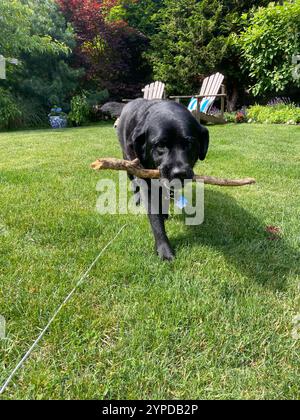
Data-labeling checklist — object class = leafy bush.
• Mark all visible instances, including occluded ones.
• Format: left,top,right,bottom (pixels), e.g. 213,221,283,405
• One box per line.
0,89,51,130
0,0,81,130
0,89,22,130
238,0,300,96
68,94,90,126
247,104,300,125
18,99,49,128
86,90,110,122
224,112,236,123
224,109,248,124
86,90,109,108
235,110,247,124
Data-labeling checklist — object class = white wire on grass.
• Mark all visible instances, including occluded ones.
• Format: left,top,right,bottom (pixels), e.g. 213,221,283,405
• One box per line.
0,224,127,396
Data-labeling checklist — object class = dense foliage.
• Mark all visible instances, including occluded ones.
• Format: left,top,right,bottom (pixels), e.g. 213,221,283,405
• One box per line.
128,0,273,108
238,0,300,96
56,0,150,98
0,0,80,129
68,94,90,126
247,104,300,124
0,0,299,129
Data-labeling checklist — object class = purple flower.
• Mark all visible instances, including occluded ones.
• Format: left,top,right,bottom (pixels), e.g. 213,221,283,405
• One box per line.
267,97,291,106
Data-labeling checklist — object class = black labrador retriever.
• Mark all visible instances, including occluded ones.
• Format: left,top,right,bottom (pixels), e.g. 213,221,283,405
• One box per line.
117,99,209,261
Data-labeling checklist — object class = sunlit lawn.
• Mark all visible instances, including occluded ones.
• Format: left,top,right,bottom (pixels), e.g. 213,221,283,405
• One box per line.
0,123,299,399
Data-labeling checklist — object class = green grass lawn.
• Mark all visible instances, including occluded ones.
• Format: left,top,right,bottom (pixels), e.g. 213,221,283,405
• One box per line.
0,123,299,400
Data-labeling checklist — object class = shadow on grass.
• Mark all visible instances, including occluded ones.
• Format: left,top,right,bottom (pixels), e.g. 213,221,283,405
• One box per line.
172,190,299,290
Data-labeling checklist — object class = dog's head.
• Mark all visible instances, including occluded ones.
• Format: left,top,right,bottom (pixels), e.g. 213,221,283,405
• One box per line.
131,112,209,182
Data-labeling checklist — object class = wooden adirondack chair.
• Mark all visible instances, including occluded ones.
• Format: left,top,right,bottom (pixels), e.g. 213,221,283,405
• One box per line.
116,81,166,128
123,81,166,102
170,73,226,124
142,81,166,100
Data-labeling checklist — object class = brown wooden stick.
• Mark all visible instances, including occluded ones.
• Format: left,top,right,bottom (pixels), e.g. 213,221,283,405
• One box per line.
91,158,256,187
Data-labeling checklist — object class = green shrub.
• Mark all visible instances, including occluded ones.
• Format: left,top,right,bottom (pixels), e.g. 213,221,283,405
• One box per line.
224,111,248,124
18,99,49,128
68,94,90,126
224,112,236,123
238,0,300,96
0,90,49,130
0,89,22,130
247,104,300,125
86,89,109,108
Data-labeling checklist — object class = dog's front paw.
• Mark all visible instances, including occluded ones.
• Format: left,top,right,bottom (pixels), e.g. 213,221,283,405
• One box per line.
156,243,175,261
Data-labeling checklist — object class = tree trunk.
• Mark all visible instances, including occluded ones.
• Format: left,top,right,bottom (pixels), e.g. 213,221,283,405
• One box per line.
227,84,239,112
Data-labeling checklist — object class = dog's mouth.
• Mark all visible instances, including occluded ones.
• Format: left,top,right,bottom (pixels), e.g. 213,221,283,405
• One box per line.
159,167,194,183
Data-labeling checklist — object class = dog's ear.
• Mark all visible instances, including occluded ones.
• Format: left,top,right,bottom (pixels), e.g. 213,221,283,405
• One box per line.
198,126,209,161
132,125,147,161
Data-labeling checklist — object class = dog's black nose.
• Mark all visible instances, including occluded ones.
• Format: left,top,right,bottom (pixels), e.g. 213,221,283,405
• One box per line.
170,167,194,180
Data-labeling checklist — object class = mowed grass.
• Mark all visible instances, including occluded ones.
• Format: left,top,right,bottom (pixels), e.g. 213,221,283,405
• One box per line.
0,123,299,400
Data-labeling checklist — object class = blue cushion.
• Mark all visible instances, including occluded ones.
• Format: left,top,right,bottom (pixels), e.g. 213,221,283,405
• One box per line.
188,97,210,113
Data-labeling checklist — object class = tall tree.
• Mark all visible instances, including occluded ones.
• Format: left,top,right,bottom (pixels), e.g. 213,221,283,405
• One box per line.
18,0,82,108
0,0,69,57
0,0,80,128
123,0,164,36
57,0,150,98
136,0,275,109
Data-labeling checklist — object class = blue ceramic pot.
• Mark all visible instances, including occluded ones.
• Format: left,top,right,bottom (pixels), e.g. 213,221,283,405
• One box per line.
49,116,67,129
